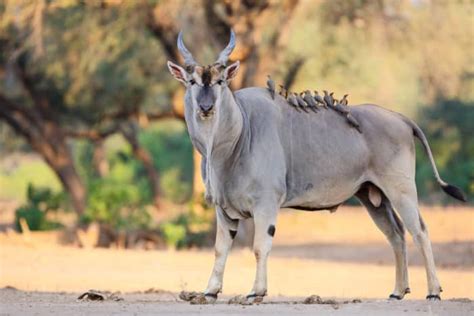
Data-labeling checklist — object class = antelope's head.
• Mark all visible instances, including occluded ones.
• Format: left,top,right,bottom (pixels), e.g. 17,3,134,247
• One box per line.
167,30,240,121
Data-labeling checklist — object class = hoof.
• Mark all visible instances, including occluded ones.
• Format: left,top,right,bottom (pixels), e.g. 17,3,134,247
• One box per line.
189,293,218,305
389,288,410,300
228,294,265,305
389,294,403,300
179,291,217,304
426,294,441,301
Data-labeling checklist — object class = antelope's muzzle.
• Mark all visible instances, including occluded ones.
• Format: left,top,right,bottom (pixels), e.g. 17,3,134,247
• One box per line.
197,86,216,116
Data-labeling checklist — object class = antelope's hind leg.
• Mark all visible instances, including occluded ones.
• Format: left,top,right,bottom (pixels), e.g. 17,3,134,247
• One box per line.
385,184,442,300
356,185,410,300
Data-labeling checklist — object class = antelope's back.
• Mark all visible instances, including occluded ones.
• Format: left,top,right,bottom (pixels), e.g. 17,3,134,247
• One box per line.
233,88,415,205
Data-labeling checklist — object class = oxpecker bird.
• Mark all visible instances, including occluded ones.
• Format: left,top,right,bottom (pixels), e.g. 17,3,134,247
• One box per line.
334,100,349,114
296,93,310,112
287,93,301,112
346,113,362,133
313,90,327,108
341,94,349,106
323,90,334,107
303,91,319,113
266,75,276,100
279,85,288,98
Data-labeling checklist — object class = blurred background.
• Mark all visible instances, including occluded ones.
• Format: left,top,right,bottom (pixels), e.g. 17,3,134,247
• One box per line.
0,0,473,300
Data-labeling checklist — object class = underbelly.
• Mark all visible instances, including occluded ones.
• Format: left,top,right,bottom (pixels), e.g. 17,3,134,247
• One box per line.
281,179,363,209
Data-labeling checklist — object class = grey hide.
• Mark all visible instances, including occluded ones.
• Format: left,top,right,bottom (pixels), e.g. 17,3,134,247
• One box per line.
168,38,465,303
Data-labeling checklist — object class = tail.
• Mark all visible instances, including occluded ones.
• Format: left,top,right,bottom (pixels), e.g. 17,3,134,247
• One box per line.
404,117,467,202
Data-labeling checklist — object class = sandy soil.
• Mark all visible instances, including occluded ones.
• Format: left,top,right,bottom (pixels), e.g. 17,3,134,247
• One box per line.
0,206,472,315
0,288,472,316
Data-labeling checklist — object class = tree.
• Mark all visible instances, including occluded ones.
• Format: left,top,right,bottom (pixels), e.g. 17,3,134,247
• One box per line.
0,1,176,214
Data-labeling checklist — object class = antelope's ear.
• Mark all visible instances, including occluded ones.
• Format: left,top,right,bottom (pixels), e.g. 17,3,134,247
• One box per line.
167,61,187,84
224,61,240,81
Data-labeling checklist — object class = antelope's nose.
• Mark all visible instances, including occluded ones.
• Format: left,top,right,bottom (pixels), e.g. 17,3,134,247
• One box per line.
199,103,214,114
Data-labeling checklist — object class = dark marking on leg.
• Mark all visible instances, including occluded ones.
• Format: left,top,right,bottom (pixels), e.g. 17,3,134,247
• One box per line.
426,294,441,300
229,230,237,239
267,225,276,237
387,206,405,237
419,215,426,231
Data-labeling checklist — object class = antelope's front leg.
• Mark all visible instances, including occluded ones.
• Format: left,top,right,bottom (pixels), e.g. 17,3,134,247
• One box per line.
199,208,238,303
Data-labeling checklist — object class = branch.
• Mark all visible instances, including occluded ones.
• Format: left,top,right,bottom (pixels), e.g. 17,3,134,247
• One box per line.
146,111,180,121
0,94,41,140
145,6,179,61
64,110,182,141
64,124,119,141
11,55,57,122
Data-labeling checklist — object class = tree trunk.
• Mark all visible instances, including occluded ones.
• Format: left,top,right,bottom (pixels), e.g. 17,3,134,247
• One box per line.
0,96,87,216
120,124,161,208
31,127,87,216
92,139,109,177
52,158,87,215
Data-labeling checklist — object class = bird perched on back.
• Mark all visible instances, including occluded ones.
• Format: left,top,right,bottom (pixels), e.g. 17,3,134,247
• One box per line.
333,100,349,114
346,113,362,133
266,75,275,100
323,90,334,108
279,85,288,98
296,93,310,112
303,91,319,113
287,93,301,112
341,94,349,106
313,91,327,108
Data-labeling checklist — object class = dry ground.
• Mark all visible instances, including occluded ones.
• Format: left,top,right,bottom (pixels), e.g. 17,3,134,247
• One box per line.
0,206,473,315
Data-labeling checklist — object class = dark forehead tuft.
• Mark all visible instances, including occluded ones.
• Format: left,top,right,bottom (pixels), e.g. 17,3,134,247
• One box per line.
201,66,212,86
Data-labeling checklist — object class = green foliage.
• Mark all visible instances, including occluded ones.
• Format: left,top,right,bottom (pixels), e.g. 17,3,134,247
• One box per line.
160,208,214,249
82,178,151,230
416,99,474,203
139,121,193,203
71,120,193,232
160,221,187,248
72,120,192,207
15,184,65,231
1,0,172,128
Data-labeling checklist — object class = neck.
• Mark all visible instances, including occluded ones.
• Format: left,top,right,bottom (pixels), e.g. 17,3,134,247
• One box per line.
185,88,248,204
208,88,245,163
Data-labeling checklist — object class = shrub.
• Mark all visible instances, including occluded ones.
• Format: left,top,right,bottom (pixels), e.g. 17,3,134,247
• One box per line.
14,183,65,231
81,178,151,230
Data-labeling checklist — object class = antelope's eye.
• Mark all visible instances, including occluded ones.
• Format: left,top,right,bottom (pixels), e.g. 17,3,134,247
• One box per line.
189,79,196,85
216,79,224,85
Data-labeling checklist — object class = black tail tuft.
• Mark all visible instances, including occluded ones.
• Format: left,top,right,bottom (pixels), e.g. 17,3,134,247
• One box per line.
441,183,467,202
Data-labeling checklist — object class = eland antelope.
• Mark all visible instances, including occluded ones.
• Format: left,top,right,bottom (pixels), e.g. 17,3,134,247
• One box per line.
167,30,466,304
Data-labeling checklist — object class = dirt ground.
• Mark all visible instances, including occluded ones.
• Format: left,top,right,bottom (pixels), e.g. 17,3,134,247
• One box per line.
0,206,473,315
